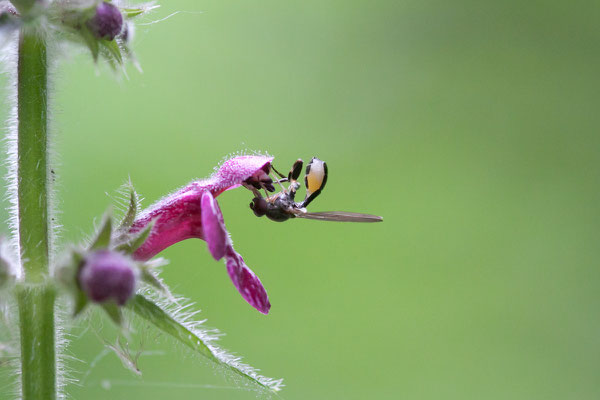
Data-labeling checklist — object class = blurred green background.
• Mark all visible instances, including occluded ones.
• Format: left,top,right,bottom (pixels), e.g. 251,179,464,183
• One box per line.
2,0,600,399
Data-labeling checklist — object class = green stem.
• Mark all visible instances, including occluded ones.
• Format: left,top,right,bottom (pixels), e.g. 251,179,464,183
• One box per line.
18,28,49,283
17,284,56,400
16,28,56,399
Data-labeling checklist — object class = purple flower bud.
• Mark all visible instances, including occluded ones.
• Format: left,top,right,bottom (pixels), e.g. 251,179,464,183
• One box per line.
6,0,42,16
0,2,17,27
86,1,123,40
0,2,17,18
79,250,136,305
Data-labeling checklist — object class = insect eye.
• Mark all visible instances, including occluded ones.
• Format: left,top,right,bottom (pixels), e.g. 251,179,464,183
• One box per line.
249,197,268,217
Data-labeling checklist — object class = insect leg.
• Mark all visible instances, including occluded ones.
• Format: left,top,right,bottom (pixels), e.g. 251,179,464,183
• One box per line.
268,173,288,192
259,183,273,200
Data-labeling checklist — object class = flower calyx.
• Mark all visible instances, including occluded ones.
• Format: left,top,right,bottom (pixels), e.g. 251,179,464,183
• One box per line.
31,1,156,69
86,1,122,41
57,202,170,326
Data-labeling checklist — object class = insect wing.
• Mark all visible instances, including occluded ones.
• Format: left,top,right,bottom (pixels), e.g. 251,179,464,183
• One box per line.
296,211,383,222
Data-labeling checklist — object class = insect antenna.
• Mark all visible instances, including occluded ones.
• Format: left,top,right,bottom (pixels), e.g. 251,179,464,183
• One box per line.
270,165,287,179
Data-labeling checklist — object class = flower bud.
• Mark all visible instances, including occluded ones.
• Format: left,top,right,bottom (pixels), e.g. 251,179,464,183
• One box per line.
7,0,43,16
86,1,123,40
0,2,17,18
79,250,136,305
0,2,17,28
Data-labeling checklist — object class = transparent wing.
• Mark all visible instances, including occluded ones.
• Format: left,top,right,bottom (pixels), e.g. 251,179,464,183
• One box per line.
296,211,383,222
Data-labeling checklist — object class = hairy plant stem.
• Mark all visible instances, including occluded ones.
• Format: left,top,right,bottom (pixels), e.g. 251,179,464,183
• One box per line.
16,28,56,399
16,285,56,400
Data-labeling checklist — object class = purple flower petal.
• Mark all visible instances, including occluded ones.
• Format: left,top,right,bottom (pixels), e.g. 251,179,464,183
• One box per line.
204,155,274,195
132,187,204,261
131,155,272,261
200,191,228,261
225,248,271,314
129,155,274,313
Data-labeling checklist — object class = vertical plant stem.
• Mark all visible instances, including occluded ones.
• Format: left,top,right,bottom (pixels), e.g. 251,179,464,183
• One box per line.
16,285,56,400
17,29,49,283
16,28,56,399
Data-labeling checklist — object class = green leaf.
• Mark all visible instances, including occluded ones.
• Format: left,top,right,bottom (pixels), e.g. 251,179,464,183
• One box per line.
101,302,123,327
121,5,160,19
121,8,146,18
73,290,89,317
54,249,89,317
70,249,85,266
127,295,216,360
55,248,84,293
127,294,283,392
80,28,100,62
118,187,138,231
139,267,173,299
100,39,123,66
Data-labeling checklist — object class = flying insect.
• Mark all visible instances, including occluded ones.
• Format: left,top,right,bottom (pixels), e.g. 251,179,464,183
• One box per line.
244,157,383,223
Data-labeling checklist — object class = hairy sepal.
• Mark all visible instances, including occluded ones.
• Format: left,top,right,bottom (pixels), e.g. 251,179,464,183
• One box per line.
89,213,112,250
116,220,154,255
117,186,138,231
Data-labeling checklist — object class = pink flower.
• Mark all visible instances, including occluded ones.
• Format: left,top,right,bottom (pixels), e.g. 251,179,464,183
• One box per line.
129,155,273,314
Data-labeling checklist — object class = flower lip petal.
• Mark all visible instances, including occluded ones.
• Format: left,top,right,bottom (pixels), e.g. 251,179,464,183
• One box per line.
131,155,273,261
129,155,274,313
200,191,228,261
226,248,271,314
211,155,273,195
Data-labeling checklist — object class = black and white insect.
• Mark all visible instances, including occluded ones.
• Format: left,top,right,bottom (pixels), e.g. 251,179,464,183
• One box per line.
244,157,383,223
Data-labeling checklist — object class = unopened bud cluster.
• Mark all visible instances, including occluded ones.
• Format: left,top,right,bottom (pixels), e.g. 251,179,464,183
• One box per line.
0,2,17,17
0,1,17,30
78,250,136,305
0,1,153,68
86,1,123,40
